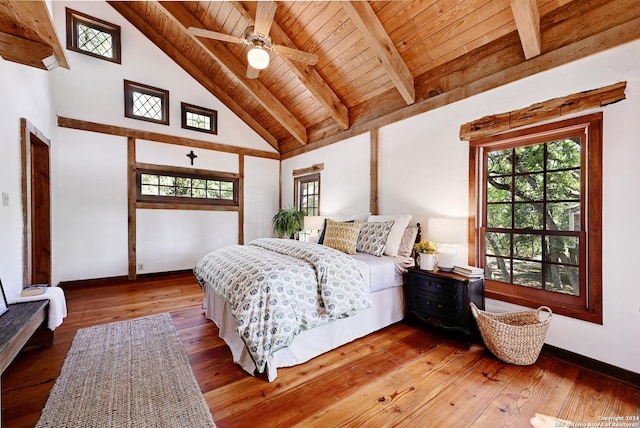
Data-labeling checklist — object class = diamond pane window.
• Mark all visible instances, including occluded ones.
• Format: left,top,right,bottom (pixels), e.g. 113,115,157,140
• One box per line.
137,167,238,207
124,80,169,125
182,103,217,134
66,8,121,64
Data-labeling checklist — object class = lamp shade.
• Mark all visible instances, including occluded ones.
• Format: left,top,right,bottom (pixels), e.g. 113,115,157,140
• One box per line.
304,216,325,232
247,46,270,70
426,217,466,244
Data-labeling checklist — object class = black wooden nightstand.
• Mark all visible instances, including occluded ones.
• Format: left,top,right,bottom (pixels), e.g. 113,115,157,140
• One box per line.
405,267,485,347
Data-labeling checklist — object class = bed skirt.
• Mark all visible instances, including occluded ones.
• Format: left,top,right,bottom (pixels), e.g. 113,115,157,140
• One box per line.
203,285,405,381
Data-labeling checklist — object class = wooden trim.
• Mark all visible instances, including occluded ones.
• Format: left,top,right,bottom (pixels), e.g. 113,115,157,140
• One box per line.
127,137,136,280
292,163,324,177
135,162,239,179
541,344,640,389
238,154,245,244
57,116,280,160
135,202,240,212
460,82,626,141
370,129,379,215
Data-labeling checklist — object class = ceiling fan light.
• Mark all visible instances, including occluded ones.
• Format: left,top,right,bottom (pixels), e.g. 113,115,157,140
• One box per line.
247,46,270,70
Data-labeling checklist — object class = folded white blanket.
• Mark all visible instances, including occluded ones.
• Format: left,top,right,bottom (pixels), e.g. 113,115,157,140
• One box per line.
8,286,68,330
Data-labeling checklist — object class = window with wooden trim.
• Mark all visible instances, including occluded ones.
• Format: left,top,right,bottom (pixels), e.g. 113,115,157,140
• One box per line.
470,113,602,323
294,173,320,216
124,80,169,125
66,8,121,64
181,103,217,134
136,167,238,207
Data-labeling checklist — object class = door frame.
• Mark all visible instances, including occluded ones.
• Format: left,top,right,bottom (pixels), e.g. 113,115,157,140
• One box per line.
21,118,52,287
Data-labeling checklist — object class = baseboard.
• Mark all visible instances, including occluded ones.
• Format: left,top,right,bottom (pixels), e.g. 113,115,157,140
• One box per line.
541,344,640,389
57,269,194,289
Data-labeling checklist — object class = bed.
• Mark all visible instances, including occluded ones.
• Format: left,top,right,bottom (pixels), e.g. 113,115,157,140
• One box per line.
193,216,419,381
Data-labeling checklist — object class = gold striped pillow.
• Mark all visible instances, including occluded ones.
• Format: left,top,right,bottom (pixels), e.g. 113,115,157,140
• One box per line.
322,219,364,254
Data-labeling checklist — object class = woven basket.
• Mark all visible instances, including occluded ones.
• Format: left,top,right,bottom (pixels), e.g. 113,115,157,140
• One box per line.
470,302,552,365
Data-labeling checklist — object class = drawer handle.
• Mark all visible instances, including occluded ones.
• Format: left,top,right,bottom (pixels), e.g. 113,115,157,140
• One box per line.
437,304,443,309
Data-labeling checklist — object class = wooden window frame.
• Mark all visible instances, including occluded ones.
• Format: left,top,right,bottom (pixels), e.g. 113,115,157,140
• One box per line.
66,8,121,64
181,102,218,134
136,165,239,208
294,173,320,216
124,80,169,126
469,113,602,324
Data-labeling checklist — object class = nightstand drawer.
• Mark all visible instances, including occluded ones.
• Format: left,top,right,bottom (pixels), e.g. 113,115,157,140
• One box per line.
410,295,460,322
408,275,460,300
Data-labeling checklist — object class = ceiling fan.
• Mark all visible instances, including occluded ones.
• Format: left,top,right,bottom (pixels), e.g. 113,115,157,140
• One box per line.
188,1,318,79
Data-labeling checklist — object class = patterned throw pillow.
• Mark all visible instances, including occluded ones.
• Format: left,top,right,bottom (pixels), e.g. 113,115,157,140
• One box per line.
322,219,364,254
356,220,395,256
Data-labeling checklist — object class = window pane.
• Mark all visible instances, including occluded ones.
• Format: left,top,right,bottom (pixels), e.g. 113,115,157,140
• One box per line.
77,23,113,58
515,173,543,201
220,191,233,200
547,202,580,231
192,188,206,198
159,186,174,196
207,189,221,199
545,265,580,295
512,260,543,289
487,176,511,202
547,138,581,170
513,233,542,261
487,149,512,175
485,232,510,257
547,170,580,201
141,184,157,195
546,235,579,264
192,179,206,189
141,174,157,185
514,202,543,229
515,144,544,172
159,175,174,186
485,256,511,283
133,92,163,120
487,204,511,228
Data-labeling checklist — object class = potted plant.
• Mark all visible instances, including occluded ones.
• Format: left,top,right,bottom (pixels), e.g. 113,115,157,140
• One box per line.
414,240,439,271
272,207,305,238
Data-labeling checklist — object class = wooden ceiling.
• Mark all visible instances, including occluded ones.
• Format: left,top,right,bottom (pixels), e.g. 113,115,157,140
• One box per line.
2,1,640,159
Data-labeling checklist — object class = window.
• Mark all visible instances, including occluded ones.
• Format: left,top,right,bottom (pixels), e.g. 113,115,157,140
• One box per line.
470,113,602,323
181,103,217,134
66,8,121,64
295,173,320,216
124,80,169,125
136,166,238,207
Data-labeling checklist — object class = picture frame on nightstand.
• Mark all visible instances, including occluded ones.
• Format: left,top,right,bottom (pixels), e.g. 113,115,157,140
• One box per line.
0,278,9,317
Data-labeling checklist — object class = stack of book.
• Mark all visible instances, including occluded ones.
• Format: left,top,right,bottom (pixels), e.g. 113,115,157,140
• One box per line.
453,264,484,278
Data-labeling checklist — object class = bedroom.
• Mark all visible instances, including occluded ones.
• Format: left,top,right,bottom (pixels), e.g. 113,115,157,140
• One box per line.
0,0,639,426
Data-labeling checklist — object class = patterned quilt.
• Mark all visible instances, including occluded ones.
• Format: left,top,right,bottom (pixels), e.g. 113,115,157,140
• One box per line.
193,238,371,373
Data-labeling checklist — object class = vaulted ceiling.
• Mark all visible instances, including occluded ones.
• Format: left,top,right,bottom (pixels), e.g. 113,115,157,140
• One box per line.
2,1,640,159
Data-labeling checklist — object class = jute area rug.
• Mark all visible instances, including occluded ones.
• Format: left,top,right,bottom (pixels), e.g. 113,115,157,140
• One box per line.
37,313,216,427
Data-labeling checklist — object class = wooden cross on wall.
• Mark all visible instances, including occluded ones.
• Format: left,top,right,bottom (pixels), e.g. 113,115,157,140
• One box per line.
186,150,198,165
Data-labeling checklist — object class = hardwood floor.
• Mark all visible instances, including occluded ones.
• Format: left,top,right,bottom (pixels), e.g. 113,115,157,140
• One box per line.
2,273,639,427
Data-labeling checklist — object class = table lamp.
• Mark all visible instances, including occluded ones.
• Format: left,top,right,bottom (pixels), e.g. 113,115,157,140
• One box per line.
426,217,466,271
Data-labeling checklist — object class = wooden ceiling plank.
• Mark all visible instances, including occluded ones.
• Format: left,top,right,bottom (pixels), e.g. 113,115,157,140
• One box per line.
107,1,279,151
230,1,349,130
0,31,53,70
341,1,415,105
157,1,307,146
511,0,542,59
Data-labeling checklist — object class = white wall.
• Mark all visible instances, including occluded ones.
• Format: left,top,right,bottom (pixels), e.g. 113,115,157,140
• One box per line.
283,40,640,374
0,59,56,300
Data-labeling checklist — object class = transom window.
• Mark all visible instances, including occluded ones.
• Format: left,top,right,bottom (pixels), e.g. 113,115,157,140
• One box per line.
124,80,169,125
136,167,238,207
182,103,218,134
471,113,602,323
66,8,121,64
295,173,320,216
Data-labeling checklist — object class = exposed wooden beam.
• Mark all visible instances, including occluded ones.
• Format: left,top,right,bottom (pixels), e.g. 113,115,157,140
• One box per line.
157,1,308,146
511,0,542,59
0,32,53,70
0,0,69,69
107,1,279,151
460,81,626,140
57,116,280,161
341,1,415,105
370,129,379,216
231,2,350,130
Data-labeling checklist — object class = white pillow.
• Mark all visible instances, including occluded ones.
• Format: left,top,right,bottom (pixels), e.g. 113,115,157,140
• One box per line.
367,214,412,257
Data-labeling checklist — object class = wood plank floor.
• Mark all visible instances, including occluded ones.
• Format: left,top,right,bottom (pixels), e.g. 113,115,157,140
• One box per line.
2,273,639,427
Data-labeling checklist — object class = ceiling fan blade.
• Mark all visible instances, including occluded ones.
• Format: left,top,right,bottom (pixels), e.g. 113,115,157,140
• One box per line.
188,27,244,44
272,44,318,65
254,0,277,36
246,64,260,79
